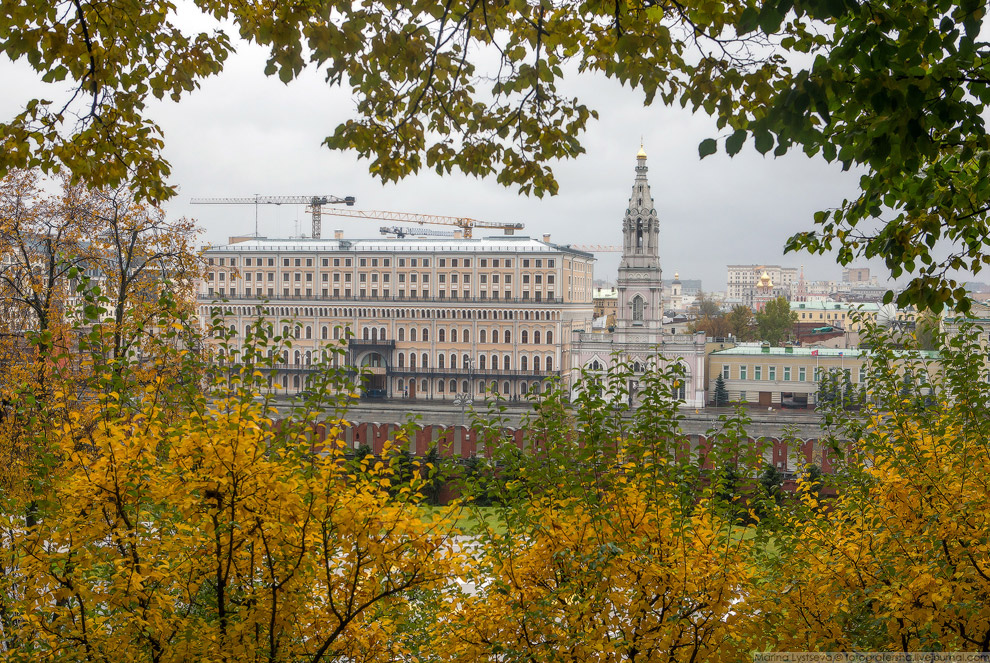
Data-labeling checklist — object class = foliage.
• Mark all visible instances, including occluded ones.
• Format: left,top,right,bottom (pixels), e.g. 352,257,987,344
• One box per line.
755,296,797,345
440,358,772,661
713,373,730,407
692,290,721,318
758,320,990,652
5,2,990,308
0,305,465,661
726,304,756,341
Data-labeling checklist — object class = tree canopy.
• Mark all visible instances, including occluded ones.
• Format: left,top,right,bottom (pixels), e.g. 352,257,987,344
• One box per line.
2,0,989,308
755,295,797,345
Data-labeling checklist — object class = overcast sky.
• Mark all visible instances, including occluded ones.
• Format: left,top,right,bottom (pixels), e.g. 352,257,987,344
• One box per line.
3,30,910,292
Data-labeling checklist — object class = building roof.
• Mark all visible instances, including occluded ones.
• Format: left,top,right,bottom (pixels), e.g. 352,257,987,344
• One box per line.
790,300,884,312
593,287,618,299
204,235,595,257
711,345,939,358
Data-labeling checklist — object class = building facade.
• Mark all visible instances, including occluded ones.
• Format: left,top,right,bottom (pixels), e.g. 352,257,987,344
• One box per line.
727,264,799,302
571,148,708,408
200,235,596,400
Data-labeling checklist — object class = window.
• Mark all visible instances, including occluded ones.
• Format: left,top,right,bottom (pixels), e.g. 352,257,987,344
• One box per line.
740,366,748,380
721,365,730,379
755,366,762,380
799,367,806,382
632,295,645,322
783,366,791,381
769,366,776,381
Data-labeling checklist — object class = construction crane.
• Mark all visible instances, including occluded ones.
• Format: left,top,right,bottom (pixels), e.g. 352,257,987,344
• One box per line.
320,208,523,239
567,244,622,252
379,225,457,238
189,194,356,239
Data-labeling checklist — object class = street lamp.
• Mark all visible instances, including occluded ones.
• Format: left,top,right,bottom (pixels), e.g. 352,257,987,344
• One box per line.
453,392,473,428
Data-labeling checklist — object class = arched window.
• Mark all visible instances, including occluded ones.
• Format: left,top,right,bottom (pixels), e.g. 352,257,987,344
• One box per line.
478,380,485,394
461,380,468,393
294,326,300,339
449,379,457,392
463,353,470,369
305,351,312,365
503,381,510,395
480,330,487,344
379,327,386,340
450,353,457,368
451,329,458,343
632,295,645,322
546,330,553,344
534,356,541,371
294,350,301,364
410,328,417,342
504,330,512,343
636,218,644,248
534,331,541,344
306,326,312,339
293,375,300,389
363,327,370,340
439,329,446,343
479,355,486,369
321,326,328,340
397,378,404,392
546,355,553,371
282,375,288,388
438,379,445,393
503,355,511,370
492,329,499,344
463,329,470,343
672,378,685,401
521,356,528,371
282,325,289,338
334,326,341,340
421,352,428,368
421,379,428,392
438,354,445,368
398,353,405,368
423,328,430,342
410,353,417,368
522,330,529,344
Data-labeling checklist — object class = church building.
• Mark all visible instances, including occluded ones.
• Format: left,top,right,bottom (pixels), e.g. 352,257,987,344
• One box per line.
571,147,708,407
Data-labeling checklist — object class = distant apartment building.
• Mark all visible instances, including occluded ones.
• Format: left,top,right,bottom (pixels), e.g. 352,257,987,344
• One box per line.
842,266,878,285
199,235,596,400
592,287,618,328
726,264,799,302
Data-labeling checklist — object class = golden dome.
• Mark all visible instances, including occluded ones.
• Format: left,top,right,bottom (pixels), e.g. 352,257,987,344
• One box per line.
758,271,774,287
637,143,647,159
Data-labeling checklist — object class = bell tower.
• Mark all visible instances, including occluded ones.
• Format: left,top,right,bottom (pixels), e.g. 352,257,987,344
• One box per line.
615,146,664,339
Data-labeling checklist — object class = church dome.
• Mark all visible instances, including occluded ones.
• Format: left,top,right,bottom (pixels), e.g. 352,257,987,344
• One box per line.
637,144,647,159
758,271,773,287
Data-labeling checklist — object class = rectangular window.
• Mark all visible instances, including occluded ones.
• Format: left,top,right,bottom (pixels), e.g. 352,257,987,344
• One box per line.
548,259,555,267
721,365,729,379
439,259,446,267
523,259,530,267
399,258,405,267
769,366,776,381
799,367,806,382
411,258,417,267
504,259,512,268
783,366,791,381
295,259,301,267
333,258,340,267
322,258,329,267
754,366,762,380
268,258,274,267
739,366,747,380
422,259,429,267
306,258,312,267
383,259,390,267
463,259,470,267
360,258,367,267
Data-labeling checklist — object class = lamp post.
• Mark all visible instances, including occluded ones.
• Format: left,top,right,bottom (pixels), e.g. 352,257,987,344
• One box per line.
453,392,473,428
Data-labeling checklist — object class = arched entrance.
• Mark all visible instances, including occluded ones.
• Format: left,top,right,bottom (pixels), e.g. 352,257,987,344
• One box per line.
359,351,388,398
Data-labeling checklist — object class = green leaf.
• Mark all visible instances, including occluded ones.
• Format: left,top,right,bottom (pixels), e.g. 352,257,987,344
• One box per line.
725,130,746,156
698,138,717,158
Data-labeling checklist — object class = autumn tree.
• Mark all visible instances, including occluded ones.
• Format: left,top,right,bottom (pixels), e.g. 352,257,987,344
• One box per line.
755,296,797,345
3,1,990,309
757,321,990,652
439,359,771,661
0,309,466,662
726,304,756,341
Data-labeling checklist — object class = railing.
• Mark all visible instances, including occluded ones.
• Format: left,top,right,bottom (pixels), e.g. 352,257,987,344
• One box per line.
256,363,556,379
198,293,565,305
347,339,396,348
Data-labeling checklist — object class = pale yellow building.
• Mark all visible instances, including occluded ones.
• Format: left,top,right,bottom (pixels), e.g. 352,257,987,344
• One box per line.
200,234,595,400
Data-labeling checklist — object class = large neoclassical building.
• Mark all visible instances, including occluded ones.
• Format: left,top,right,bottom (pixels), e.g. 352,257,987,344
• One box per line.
569,147,708,408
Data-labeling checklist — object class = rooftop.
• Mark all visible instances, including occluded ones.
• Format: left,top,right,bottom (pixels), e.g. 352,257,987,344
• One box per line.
205,236,595,257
